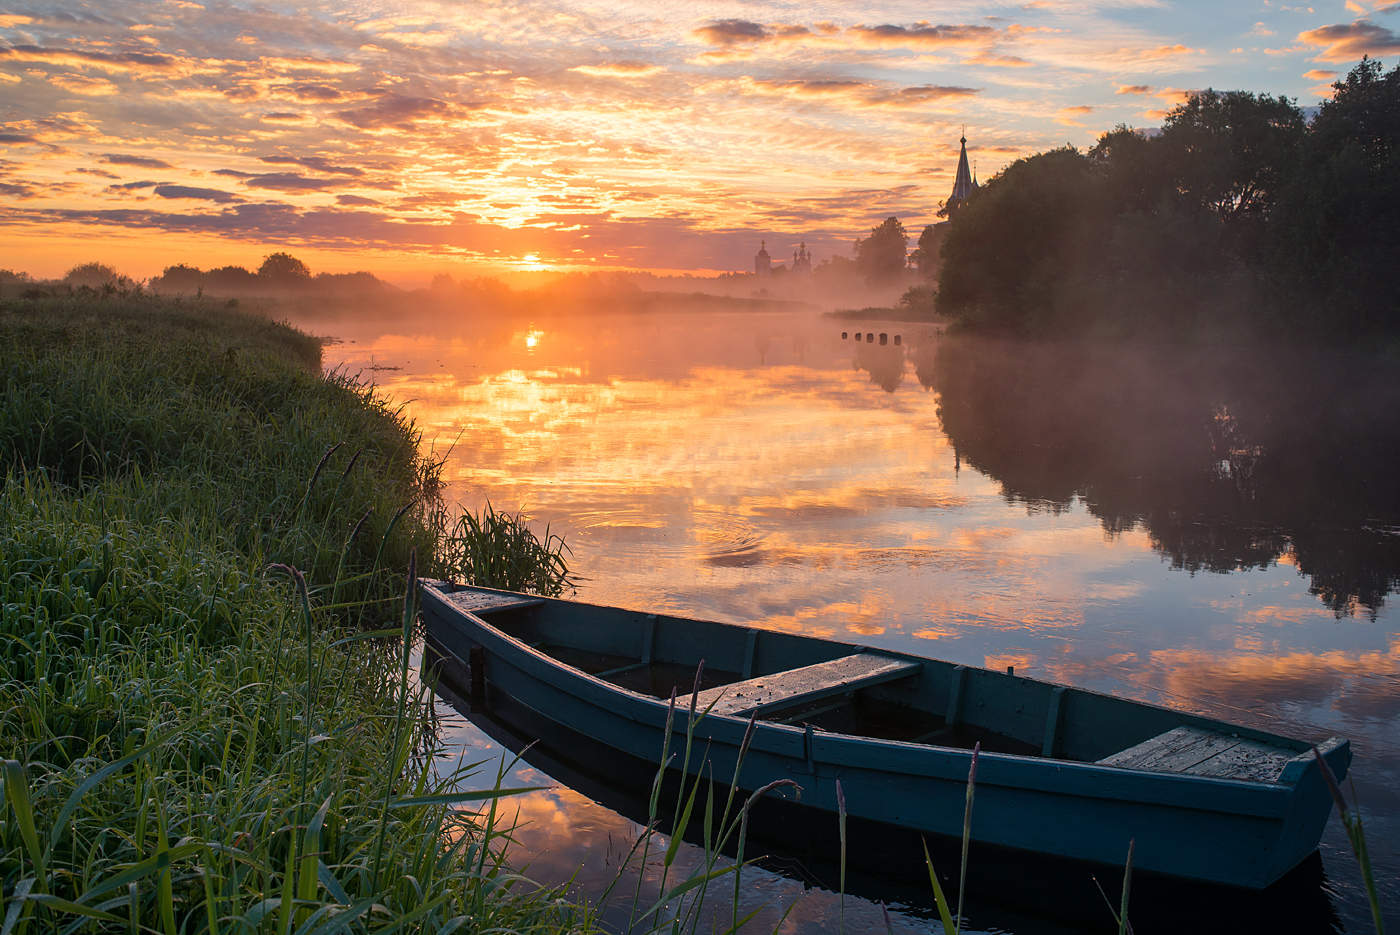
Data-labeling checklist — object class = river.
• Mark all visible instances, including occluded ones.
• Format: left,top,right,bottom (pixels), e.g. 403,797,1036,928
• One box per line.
297,300,1398,933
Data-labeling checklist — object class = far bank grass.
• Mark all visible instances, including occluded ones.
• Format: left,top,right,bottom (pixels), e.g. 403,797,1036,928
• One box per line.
0,292,585,932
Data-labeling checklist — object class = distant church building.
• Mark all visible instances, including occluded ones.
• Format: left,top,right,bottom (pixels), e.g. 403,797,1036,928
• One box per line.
791,242,812,274
753,239,813,276
945,131,979,216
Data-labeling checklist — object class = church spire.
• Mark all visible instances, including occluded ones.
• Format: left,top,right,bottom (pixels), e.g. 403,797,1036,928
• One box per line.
948,130,976,213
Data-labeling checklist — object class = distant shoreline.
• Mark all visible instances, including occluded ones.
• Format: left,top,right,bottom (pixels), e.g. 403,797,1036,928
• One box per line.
828,305,943,325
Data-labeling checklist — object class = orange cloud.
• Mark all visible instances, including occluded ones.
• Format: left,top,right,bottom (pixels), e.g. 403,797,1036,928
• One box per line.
47,73,120,96
1056,105,1094,126
1297,20,1400,62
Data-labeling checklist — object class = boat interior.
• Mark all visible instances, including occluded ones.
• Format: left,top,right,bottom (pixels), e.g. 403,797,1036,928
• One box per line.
428,585,1308,781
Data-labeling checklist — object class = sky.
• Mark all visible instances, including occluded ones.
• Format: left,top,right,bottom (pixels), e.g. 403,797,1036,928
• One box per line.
1,1,1398,283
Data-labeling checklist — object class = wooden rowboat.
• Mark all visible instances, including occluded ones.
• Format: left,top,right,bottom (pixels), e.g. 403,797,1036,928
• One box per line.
420,581,1350,890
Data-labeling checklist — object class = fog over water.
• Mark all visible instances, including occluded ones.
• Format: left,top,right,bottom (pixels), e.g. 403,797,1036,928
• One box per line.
296,300,1399,933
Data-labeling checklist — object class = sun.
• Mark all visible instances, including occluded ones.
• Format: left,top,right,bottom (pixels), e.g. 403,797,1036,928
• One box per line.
519,253,550,272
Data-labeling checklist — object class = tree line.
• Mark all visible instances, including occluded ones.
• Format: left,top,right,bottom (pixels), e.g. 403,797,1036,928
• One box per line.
152,252,389,295
1,252,392,298
931,57,1399,342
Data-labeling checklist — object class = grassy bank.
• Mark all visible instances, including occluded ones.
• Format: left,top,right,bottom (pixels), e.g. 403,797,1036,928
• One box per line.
0,292,584,932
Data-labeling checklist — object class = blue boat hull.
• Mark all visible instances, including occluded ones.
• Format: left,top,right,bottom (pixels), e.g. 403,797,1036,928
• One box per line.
421,582,1350,889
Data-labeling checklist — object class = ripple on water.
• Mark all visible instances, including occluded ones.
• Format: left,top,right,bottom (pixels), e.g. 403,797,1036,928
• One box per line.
569,507,769,566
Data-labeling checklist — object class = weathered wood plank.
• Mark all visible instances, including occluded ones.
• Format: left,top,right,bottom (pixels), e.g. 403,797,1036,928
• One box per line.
1099,726,1212,769
1189,738,1294,782
694,653,920,717
1101,726,1295,782
445,589,545,615
1149,732,1243,773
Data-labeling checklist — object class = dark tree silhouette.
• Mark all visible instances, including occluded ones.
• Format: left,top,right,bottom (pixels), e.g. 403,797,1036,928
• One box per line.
257,252,312,283
854,217,908,284
1270,57,1400,336
63,262,128,289
909,224,942,280
205,265,256,292
934,58,1399,340
1158,89,1304,225
155,264,203,293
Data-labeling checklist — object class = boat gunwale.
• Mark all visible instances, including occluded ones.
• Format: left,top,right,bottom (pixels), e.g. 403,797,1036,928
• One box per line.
420,582,1330,818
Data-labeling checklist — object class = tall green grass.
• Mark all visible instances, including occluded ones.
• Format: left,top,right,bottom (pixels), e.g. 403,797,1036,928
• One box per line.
435,502,574,597
0,292,586,932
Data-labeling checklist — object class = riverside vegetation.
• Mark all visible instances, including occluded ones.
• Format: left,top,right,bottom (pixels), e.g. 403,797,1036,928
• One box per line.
0,290,590,932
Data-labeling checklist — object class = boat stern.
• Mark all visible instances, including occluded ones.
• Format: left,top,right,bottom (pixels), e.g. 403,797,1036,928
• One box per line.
1263,736,1352,885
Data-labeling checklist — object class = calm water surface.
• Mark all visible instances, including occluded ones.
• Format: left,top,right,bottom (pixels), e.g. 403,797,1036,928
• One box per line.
300,303,1399,933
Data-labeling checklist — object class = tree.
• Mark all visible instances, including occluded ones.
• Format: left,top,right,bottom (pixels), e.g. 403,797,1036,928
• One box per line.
909,224,943,280
314,271,387,295
257,252,311,283
1087,125,1172,213
1269,57,1400,334
1158,89,1305,225
63,262,127,289
154,264,204,293
205,265,256,293
1310,56,1400,172
936,147,1107,331
853,216,908,284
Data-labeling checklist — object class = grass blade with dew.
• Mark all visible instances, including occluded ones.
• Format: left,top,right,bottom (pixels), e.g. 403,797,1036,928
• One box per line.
921,838,957,935
837,779,847,934
2,761,46,890
731,778,802,931
370,548,417,891
955,742,980,935
1119,839,1134,935
1314,747,1385,935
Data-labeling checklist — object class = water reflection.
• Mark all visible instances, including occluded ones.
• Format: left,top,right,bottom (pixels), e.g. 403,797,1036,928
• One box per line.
929,338,1400,617
301,304,1399,933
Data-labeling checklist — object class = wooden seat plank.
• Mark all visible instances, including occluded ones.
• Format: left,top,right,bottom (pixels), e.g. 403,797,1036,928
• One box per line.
1099,726,1212,769
695,653,920,718
1149,732,1243,773
445,590,545,615
1100,726,1297,783
1187,738,1296,782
